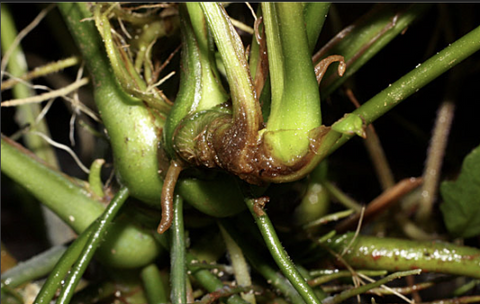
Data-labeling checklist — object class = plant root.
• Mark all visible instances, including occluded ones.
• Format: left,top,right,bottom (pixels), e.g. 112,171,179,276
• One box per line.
335,177,423,233
157,160,183,233
314,55,346,85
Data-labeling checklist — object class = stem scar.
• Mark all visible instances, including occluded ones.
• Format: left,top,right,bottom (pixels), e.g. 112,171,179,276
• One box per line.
253,196,270,217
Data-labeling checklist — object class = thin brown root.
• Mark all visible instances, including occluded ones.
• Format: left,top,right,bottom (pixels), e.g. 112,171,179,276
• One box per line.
314,55,346,85
336,177,423,233
157,160,183,234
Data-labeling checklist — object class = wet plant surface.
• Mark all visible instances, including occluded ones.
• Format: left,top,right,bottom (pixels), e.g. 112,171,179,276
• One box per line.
2,3,480,304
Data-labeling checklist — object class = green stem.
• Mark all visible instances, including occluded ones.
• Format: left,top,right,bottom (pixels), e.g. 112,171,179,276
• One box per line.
163,3,202,158
186,2,228,111
141,264,169,304
170,195,186,304
322,270,421,304
327,233,480,279
164,3,227,159
56,187,130,304
220,217,307,303
200,3,260,136
58,2,165,206
1,135,104,232
1,246,67,289
218,223,256,304
264,3,321,164
322,181,362,212
2,135,162,269
304,3,331,54
318,4,432,98
261,3,283,119
330,24,480,155
186,253,249,304
33,225,95,304
245,198,325,303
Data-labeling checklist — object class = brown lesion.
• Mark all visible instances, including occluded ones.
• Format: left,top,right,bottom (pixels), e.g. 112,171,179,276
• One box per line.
253,196,270,216
171,55,346,187
173,112,338,186
157,42,346,232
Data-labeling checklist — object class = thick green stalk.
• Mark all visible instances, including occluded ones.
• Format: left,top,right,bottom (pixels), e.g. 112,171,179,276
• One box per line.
327,233,480,279
164,3,227,158
200,3,261,137
1,135,104,232
56,187,130,304
176,175,246,217
261,3,283,118
1,3,74,246
170,196,186,304
58,2,165,206
264,3,321,165
330,24,480,153
163,4,202,158
304,3,331,54
245,198,325,303
1,136,162,268
186,2,228,111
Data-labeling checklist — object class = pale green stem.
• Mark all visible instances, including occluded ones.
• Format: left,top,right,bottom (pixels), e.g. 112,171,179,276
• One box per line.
219,223,256,304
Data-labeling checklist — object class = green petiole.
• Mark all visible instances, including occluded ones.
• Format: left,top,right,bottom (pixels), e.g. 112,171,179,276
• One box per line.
245,197,326,303
33,224,95,304
55,187,130,304
330,24,480,154
170,195,187,304
326,233,480,279
1,135,162,269
1,245,67,289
